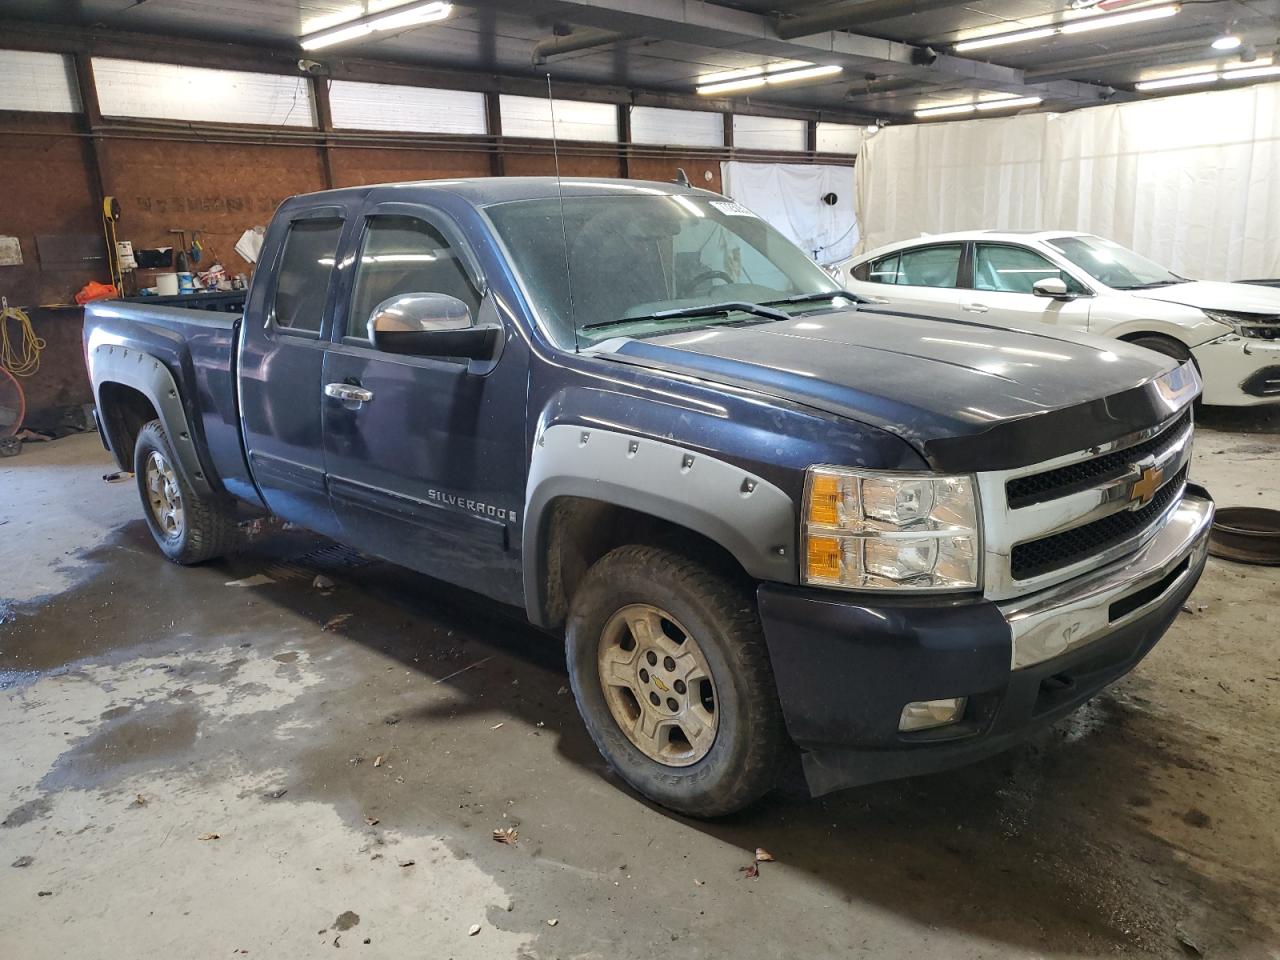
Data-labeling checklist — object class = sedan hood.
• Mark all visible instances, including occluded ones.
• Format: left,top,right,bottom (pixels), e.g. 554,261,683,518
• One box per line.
1129,280,1280,315
600,306,1197,472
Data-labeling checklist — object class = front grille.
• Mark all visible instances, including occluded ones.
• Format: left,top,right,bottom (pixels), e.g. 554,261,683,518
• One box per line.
1010,465,1188,580
1007,410,1190,509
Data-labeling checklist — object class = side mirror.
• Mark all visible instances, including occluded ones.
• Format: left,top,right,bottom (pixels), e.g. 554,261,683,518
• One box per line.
1032,277,1072,300
368,293,498,360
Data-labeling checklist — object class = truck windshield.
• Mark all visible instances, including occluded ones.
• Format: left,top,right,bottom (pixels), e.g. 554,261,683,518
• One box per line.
484,191,841,348
1045,235,1186,290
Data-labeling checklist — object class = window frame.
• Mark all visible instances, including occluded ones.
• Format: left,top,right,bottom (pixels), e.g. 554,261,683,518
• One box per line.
333,201,487,347
872,242,965,289
966,241,1094,296
265,205,348,341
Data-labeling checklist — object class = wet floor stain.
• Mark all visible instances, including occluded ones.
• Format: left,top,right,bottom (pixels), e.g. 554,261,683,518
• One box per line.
41,703,201,793
332,911,360,931
2,796,53,829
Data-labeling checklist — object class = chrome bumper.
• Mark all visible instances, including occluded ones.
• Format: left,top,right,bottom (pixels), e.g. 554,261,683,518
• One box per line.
999,492,1214,670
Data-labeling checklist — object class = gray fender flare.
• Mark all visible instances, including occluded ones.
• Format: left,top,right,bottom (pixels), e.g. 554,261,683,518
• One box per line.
89,343,213,495
523,424,797,625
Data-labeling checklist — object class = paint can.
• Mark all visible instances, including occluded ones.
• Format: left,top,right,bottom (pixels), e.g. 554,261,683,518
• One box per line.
155,272,179,296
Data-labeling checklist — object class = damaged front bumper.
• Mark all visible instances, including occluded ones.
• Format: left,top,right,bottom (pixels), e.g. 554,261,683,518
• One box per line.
1193,334,1280,405
757,486,1214,798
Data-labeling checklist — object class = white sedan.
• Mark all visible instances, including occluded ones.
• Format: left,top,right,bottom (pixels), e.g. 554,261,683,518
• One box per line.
836,231,1280,405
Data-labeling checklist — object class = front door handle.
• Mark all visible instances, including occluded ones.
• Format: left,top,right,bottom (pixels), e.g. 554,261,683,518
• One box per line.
324,382,374,403
962,303,989,313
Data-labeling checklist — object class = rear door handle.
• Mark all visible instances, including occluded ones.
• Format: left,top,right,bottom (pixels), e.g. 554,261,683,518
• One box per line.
962,303,989,313
324,382,374,403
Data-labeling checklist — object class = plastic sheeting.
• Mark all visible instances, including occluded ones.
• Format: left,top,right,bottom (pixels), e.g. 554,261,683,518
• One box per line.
721,161,859,265
856,81,1280,281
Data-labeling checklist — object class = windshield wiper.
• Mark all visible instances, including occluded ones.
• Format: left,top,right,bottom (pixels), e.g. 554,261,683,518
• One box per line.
760,290,862,307
581,300,791,332
1119,279,1190,290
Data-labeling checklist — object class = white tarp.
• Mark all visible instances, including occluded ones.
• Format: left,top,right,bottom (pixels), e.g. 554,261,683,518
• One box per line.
855,81,1280,281
720,161,859,265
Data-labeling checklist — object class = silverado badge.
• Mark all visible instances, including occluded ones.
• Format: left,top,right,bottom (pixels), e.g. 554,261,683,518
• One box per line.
1130,464,1165,508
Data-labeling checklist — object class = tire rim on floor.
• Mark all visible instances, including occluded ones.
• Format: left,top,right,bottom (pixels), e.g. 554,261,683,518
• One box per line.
597,603,718,767
145,450,184,537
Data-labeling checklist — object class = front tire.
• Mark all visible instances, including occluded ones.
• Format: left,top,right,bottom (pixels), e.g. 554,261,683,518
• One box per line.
566,545,787,817
134,419,238,564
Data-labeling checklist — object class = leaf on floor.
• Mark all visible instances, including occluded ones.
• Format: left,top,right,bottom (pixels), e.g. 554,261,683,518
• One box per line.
323,613,353,631
364,816,379,827
492,827,518,845
755,847,775,862
197,833,220,841
373,755,384,768
224,573,275,588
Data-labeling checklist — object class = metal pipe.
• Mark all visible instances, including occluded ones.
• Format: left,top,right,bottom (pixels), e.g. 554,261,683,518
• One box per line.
531,28,627,65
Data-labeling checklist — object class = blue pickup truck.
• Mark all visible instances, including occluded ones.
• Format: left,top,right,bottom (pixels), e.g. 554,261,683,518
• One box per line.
84,178,1212,815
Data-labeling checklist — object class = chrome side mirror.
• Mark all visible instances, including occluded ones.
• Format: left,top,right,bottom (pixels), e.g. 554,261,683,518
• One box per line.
1032,277,1072,300
368,293,498,360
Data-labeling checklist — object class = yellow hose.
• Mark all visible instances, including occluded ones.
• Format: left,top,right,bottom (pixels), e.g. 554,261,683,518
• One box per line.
0,300,45,378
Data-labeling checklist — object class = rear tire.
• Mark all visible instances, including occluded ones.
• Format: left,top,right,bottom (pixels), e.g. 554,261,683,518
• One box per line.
565,545,787,817
134,419,238,564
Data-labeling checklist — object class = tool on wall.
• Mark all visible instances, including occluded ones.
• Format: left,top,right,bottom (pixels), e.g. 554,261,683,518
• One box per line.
101,196,124,290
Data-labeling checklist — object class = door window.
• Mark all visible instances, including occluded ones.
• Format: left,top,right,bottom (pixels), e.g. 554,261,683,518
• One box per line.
866,253,900,284
272,219,343,332
973,244,1085,294
896,244,962,288
347,215,481,341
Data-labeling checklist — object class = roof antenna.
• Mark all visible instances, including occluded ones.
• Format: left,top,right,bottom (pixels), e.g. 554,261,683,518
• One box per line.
672,167,691,187
546,72,579,354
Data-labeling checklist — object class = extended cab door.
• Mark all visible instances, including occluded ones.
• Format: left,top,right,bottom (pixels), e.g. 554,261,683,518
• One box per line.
238,205,350,539
852,243,965,312
321,202,527,606
960,242,1092,332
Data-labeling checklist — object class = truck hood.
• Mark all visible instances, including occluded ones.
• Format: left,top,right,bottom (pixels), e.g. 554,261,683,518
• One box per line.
598,306,1198,472
1129,280,1280,315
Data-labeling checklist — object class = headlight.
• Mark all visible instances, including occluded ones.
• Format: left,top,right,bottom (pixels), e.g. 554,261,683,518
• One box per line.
803,466,981,591
1203,309,1280,340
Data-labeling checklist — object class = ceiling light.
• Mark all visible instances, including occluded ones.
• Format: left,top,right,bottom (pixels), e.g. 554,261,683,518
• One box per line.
975,95,1043,110
954,27,1055,53
954,4,1180,54
1135,71,1215,90
696,62,841,94
300,1,452,51
1222,63,1280,80
1059,4,1180,35
766,64,842,85
1212,34,1243,51
915,103,977,118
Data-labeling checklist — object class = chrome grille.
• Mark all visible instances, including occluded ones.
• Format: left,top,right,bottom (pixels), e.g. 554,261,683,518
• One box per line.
1010,465,1188,580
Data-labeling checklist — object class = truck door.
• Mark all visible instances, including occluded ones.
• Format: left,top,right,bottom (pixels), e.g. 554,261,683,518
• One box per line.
321,203,527,606
238,204,350,539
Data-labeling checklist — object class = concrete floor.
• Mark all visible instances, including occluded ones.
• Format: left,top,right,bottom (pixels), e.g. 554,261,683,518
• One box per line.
2,414,1278,960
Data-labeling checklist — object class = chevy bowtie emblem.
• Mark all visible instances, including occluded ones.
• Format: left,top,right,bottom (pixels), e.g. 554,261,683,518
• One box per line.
652,676,670,693
1130,464,1165,507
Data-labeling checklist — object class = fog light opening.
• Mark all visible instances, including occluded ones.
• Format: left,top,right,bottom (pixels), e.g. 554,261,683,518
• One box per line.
899,696,967,732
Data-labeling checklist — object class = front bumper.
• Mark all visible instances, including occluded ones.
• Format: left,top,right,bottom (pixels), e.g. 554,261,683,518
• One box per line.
1192,334,1280,405
758,487,1214,797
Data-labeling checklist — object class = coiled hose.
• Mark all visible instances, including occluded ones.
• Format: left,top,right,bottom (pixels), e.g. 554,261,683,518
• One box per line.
0,298,45,378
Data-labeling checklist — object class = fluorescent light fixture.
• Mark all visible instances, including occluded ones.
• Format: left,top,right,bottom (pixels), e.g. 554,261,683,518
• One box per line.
696,62,841,95
1059,3,1179,34
1212,34,1243,51
1135,71,1217,90
766,64,842,84
915,102,977,118
1222,64,1280,80
975,95,1043,110
954,27,1055,52
300,1,451,50
954,4,1180,53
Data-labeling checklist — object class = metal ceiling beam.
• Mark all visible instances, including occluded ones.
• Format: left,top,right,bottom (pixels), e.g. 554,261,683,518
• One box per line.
467,0,1120,107
774,0,977,40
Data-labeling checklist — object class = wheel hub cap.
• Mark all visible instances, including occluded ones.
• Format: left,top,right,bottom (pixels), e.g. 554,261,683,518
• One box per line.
144,450,184,536
597,603,718,767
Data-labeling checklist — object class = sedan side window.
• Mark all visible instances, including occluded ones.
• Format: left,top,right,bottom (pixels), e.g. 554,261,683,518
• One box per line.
347,215,481,341
867,253,900,284
974,244,1085,294
896,244,962,288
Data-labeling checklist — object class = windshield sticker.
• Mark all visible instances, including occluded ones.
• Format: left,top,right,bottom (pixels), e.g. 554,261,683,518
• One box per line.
709,200,757,218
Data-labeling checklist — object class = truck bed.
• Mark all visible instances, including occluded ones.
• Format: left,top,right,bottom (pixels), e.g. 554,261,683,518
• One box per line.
83,298,258,504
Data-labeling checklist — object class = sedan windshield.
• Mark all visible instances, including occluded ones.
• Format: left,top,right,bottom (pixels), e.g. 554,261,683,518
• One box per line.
1045,235,1185,290
484,191,843,348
